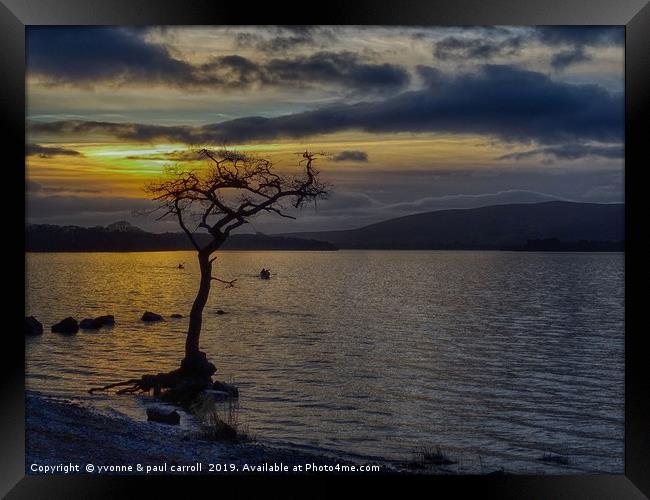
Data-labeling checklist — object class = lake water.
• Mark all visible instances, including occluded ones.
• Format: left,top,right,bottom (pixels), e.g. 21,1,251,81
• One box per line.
25,250,624,473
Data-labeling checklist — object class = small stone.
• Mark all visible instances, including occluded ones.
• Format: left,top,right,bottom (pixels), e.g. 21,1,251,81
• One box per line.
170,313,183,318
146,407,180,425
216,310,226,315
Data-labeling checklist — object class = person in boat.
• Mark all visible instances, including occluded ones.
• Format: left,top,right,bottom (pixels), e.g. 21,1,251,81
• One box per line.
260,268,270,279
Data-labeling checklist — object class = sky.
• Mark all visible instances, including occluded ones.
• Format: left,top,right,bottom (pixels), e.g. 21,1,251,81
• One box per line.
26,25,624,233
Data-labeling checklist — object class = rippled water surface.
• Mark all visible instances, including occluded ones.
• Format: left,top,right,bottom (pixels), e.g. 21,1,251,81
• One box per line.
26,250,624,473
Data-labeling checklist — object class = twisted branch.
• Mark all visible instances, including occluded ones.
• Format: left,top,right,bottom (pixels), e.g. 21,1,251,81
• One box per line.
211,277,237,287
144,149,329,258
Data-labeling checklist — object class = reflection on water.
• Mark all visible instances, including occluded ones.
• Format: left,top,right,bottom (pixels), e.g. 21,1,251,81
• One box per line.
25,250,624,473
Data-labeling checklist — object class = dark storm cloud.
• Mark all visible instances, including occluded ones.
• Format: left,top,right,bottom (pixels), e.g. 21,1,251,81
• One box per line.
26,143,82,158
263,52,410,94
27,26,259,88
198,52,410,94
432,26,622,70
537,26,622,70
234,26,336,53
27,27,195,86
550,47,592,71
433,36,524,60
499,143,623,161
195,55,269,88
29,65,623,147
197,64,622,145
332,150,369,162
29,120,199,143
27,27,408,94
535,26,624,47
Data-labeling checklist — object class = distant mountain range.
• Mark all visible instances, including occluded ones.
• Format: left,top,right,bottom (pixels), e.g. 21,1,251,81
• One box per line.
26,221,337,252
282,201,624,250
26,202,624,252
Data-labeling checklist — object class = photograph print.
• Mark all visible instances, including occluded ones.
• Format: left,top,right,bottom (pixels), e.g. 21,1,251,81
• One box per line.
25,25,624,475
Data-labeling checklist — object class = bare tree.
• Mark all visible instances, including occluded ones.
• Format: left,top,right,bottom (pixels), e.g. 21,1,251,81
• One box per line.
89,149,329,403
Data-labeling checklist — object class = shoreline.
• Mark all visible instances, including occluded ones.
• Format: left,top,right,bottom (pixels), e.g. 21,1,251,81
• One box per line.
25,392,388,475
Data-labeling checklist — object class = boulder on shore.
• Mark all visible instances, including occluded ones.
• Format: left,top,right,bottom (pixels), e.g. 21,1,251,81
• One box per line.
141,311,164,322
170,313,183,318
51,317,79,334
25,316,43,336
79,318,102,330
146,407,180,425
212,380,239,398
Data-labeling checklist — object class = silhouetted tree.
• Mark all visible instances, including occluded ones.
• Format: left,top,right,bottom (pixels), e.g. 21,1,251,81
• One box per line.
90,149,328,403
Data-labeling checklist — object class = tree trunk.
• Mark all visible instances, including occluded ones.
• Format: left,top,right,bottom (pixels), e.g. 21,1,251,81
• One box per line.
89,240,230,402
185,249,213,358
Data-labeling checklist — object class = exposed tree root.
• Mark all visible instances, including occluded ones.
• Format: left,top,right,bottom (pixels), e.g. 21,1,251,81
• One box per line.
88,351,218,406
88,379,145,395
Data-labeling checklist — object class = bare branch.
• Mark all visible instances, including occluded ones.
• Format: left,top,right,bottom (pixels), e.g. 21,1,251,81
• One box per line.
211,277,237,287
175,199,200,251
144,148,329,247
263,206,296,219
223,217,247,236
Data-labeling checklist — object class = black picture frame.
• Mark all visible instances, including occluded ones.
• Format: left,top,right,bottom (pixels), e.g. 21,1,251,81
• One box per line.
3,0,648,497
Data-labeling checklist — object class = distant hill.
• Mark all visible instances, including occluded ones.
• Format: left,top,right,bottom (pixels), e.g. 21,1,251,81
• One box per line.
25,223,337,252
26,202,624,252
281,201,624,250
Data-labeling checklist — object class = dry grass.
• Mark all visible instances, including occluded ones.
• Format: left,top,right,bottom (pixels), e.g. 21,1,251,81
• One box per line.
406,445,458,469
190,393,251,443
420,445,457,465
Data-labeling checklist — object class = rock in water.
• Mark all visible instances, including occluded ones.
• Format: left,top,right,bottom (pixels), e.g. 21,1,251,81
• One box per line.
25,316,43,336
216,310,227,315
146,407,180,425
95,315,115,326
170,313,183,318
212,380,239,398
141,311,164,322
51,317,79,334
203,390,231,402
79,318,102,330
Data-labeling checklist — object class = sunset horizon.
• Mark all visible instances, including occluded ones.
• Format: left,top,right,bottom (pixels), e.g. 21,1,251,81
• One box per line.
26,26,624,233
